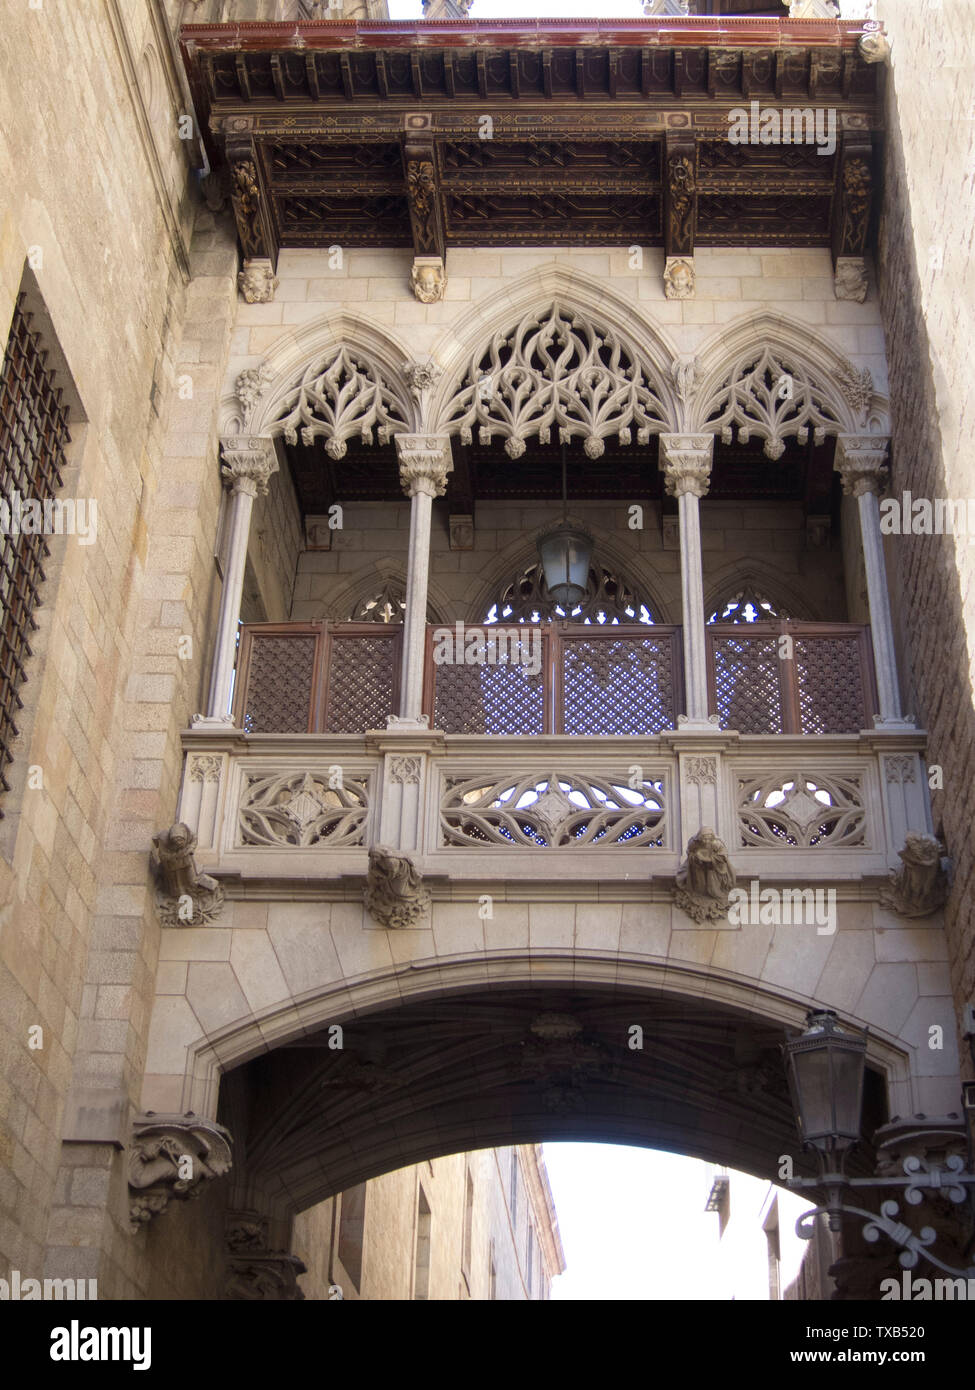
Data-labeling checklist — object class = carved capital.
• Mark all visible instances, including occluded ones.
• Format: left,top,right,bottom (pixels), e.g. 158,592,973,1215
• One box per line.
674,827,736,923
879,832,949,918
394,434,452,499
219,436,279,499
364,844,431,929
151,821,225,926
834,435,889,497
128,1113,232,1230
659,434,714,498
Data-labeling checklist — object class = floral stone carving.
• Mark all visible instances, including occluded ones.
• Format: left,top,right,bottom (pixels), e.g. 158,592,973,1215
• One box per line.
151,822,224,926
674,827,736,923
363,845,431,929
879,833,949,918
128,1113,232,1230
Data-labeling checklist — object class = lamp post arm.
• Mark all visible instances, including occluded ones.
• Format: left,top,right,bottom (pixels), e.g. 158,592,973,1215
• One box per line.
794,1199,975,1280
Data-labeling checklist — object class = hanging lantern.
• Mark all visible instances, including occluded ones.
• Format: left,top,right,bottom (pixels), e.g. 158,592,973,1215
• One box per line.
782,1009,868,1159
536,521,594,607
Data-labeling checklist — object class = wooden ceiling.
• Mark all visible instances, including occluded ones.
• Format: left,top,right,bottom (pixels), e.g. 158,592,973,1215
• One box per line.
181,16,884,260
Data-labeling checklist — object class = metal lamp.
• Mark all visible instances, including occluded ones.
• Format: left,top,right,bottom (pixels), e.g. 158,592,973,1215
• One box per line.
783,1009,868,1159
536,444,594,607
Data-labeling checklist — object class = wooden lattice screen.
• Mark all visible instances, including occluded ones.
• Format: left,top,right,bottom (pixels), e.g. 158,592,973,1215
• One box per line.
0,294,70,806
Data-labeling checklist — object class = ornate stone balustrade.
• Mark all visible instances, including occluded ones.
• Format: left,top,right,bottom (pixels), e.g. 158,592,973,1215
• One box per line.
176,729,935,893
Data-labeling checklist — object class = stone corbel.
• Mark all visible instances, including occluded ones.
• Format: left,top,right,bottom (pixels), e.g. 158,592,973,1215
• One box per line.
151,822,225,926
879,833,949,918
225,1210,307,1301
364,844,431,929
674,827,736,924
128,1113,232,1231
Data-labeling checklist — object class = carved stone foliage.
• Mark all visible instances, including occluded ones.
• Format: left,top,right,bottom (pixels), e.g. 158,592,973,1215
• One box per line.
235,361,273,418
667,150,696,256
442,303,671,460
151,822,225,926
238,771,369,849
674,827,736,923
737,772,865,849
879,833,949,918
390,755,421,784
269,345,412,458
405,160,438,254
685,756,717,786
405,360,442,399
701,345,842,460
837,361,874,421
364,845,430,929
441,771,667,849
128,1114,232,1230
487,558,655,625
225,1212,306,1301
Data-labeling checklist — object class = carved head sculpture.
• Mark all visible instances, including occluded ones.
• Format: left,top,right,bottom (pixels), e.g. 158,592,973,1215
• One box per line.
664,258,695,300
410,260,446,304
900,832,941,868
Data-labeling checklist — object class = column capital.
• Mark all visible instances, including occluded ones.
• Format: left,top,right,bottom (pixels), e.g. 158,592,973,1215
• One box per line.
394,433,453,499
659,434,714,498
835,434,890,497
219,436,279,498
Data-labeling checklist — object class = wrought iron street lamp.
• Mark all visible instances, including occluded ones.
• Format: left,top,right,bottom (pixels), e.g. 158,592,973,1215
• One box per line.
781,1008,975,1275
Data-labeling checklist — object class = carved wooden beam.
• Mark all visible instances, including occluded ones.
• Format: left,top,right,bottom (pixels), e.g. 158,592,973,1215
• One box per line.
226,126,280,301
831,128,873,302
402,112,447,301
663,133,697,300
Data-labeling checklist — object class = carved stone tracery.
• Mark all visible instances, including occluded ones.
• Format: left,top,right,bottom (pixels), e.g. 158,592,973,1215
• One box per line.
238,770,369,848
702,346,843,460
269,345,412,458
442,303,670,460
441,771,666,849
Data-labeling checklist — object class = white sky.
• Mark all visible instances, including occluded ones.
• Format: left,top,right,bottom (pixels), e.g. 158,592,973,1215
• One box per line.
542,1144,726,1300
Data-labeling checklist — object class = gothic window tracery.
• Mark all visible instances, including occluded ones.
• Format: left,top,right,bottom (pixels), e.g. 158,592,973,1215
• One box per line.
707,587,789,624
485,561,655,626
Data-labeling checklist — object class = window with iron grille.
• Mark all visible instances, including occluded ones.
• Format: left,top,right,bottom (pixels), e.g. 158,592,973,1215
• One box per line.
0,293,70,808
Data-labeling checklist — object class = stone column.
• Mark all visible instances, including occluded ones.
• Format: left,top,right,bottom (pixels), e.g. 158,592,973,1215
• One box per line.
660,434,715,730
835,435,912,729
194,436,278,728
392,434,452,728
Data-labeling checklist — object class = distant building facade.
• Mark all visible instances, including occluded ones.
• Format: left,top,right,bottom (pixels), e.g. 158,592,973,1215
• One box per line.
705,1168,833,1301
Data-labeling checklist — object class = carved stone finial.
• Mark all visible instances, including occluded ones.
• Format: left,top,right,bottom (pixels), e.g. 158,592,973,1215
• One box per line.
235,362,273,417
405,361,443,399
364,845,431,929
238,257,279,304
834,256,868,303
151,822,225,926
410,256,447,303
879,833,949,918
128,1113,232,1230
837,361,874,422
674,827,736,923
670,356,699,404
664,256,695,300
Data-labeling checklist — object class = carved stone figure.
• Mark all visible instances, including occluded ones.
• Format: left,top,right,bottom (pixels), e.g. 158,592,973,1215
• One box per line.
674,827,736,923
238,257,279,304
364,844,431,929
834,256,868,303
879,832,949,918
225,1209,306,1300
151,822,225,926
664,256,695,300
128,1113,232,1229
410,256,447,303
858,29,890,65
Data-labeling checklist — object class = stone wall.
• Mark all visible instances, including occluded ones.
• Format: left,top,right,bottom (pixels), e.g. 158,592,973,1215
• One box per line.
875,0,975,1056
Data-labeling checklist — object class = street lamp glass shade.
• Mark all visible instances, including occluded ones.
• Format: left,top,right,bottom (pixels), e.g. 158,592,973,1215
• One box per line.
783,1010,868,1156
536,523,593,607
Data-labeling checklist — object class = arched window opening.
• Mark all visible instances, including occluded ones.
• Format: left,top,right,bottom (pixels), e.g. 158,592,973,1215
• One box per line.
485,561,655,626
349,581,407,624
707,587,790,625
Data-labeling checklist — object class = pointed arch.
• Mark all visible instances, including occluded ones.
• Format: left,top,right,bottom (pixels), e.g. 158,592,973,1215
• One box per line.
427,266,681,452
236,312,421,449
688,311,890,450
312,557,451,627
703,558,820,625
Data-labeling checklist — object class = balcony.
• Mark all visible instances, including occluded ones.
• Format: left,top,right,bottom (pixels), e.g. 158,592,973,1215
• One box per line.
179,617,929,889
231,620,878,738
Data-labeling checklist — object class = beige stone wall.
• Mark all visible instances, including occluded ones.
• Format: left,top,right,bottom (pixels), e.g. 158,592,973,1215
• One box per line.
874,0,975,1052
292,1146,562,1300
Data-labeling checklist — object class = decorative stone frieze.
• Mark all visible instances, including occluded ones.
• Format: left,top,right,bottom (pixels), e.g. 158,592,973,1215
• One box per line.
663,256,695,300
674,827,736,923
364,845,431,929
389,755,421,785
151,822,225,926
879,833,949,918
128,1113,232,1230
238,257,279,305
410,256,447,303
